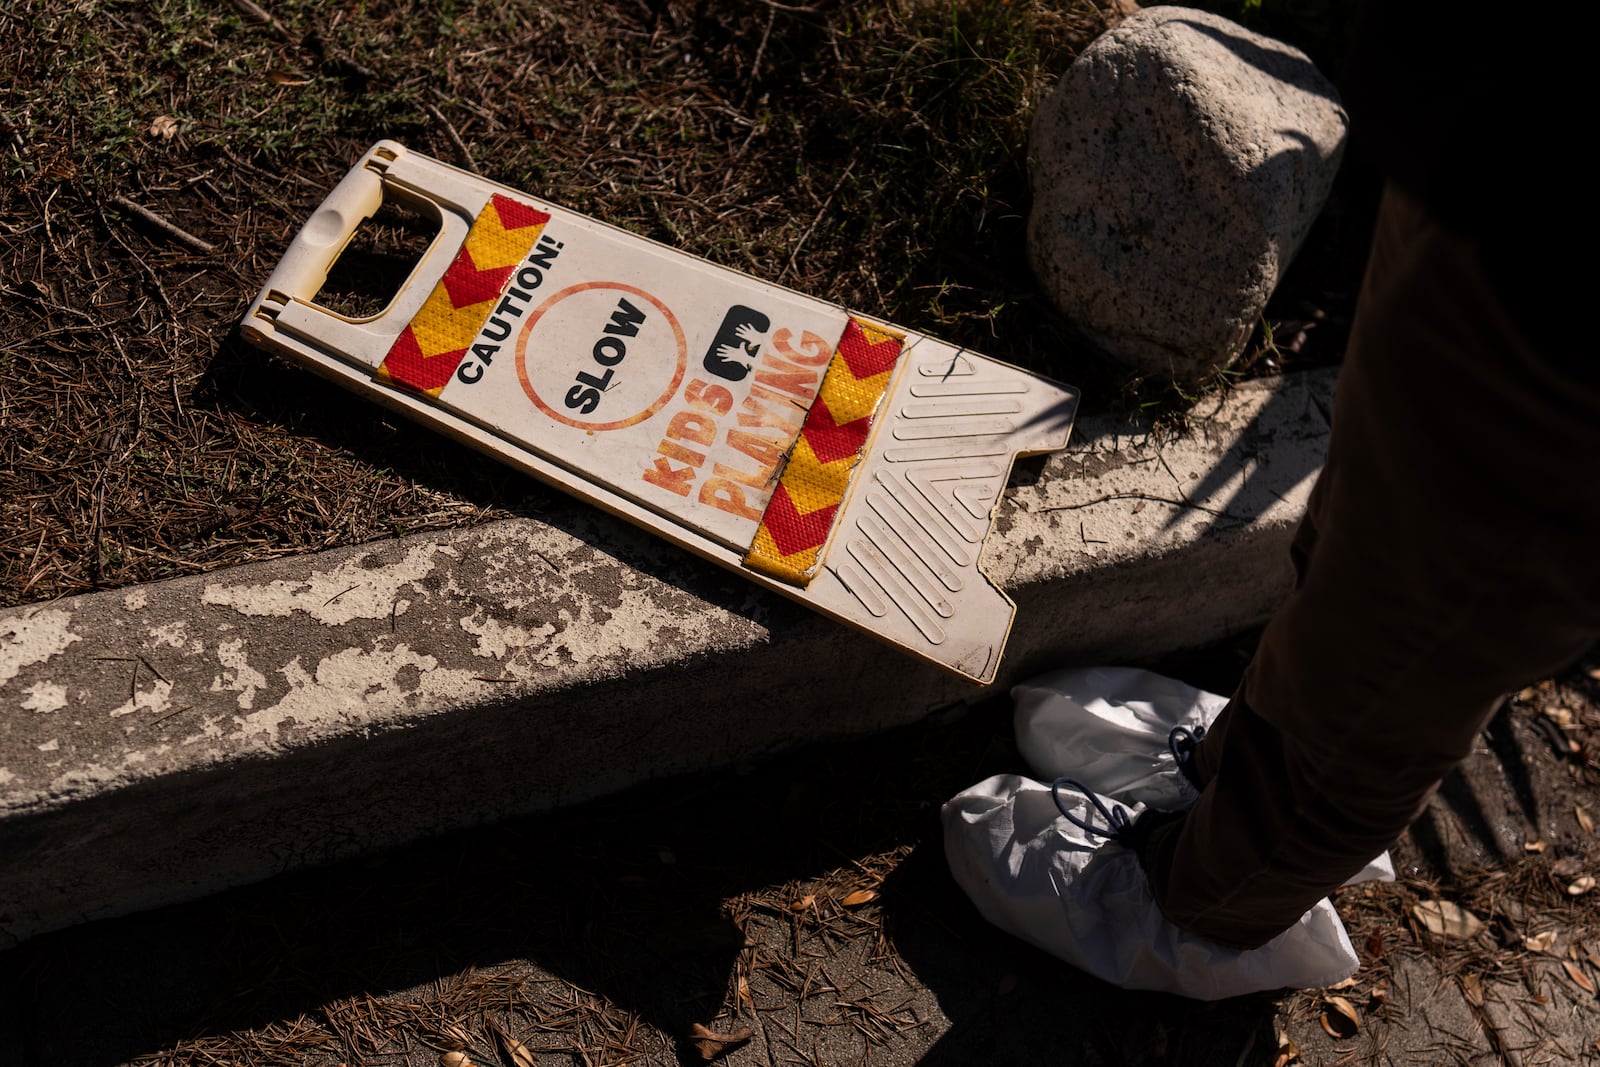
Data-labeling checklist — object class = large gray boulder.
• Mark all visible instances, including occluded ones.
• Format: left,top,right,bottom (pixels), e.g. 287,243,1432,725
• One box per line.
1028,6,1347,386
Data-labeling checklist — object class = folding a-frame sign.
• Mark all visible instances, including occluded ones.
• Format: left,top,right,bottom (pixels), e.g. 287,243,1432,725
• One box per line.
243,142,1078,683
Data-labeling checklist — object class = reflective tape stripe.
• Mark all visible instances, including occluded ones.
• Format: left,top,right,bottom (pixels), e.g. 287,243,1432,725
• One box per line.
376,194,550,396
744,318,904,585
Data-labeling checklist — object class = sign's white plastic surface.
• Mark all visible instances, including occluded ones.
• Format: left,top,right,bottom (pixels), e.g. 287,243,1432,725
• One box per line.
241,141,1079,683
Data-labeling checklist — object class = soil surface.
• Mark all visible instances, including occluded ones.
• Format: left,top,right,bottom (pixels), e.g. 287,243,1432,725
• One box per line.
0,0,1104,610
3,639,1595,1066
0,0,1373,613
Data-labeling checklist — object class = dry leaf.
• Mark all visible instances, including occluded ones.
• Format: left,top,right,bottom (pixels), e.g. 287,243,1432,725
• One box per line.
1563,961,1597,997
1517,686,1539,702
1147,1021,1168,1058
435,1023,470,1049
1369,981,1389,1003
267,69,313,85
1414,900,1485,940
1569,876,1596,896
440,1053,474,1067
1524,930,1558,954
1525,839,1548,853
1321,995,1360,1037
1273,1030,1300,1067
736,975,752,1011
1554,856,1585,878
148,114,178,139
688,1023,753,1061
488,1021,536,1067
1546,706,1575,727
436,1023,471,1050
1326,976,1359,990
1578,805,1595,835
840,888,879,907
790,894,815,912
1365,928,1385,958
1460,973,1484,1007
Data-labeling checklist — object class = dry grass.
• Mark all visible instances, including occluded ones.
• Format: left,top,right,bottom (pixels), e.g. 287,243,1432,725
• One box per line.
0,0,1120,610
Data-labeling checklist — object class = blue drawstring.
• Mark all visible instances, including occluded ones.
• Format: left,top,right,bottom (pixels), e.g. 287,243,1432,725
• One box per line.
1050,776,1133,841
1168,723,1206,759
1169,724,1207,788
1171,726,1203,767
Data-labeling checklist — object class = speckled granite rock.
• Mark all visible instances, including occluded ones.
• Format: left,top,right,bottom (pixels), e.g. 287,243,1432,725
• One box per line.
1028,6,1347,385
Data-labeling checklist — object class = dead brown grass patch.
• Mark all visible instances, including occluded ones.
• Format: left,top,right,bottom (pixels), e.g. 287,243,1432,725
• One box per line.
0,0,1116,609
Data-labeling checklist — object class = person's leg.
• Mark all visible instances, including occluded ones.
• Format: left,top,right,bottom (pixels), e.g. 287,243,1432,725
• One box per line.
1185,472,1324,792
1141,183,1600,948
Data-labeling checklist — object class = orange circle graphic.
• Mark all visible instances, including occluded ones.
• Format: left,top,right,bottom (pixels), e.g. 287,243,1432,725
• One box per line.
515,281,688,432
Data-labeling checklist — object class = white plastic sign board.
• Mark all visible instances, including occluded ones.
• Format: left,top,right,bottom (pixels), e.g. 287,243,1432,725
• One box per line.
241,141,1079,683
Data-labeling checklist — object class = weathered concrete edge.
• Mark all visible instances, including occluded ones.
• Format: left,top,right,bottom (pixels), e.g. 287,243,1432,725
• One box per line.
0,368,1336,946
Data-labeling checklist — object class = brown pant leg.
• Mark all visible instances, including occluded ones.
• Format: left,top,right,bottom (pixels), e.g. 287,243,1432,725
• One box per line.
1140,184,1600,950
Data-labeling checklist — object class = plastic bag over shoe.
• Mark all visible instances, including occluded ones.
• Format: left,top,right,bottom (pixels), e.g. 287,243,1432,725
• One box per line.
942,773,1361,1000
1013,667,1227,811
1010,666,1397,885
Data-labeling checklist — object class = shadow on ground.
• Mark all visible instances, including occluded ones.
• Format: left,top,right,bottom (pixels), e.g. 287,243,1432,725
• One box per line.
0,640,1281,1067
8,640,1590,1066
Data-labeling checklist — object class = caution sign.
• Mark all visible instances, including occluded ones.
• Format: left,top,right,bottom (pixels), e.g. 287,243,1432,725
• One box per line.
416,200,855,552
240,142,1080,683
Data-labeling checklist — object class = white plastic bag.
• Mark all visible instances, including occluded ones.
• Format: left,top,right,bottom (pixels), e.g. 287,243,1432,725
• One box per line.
1010,666,1396,887
942,773,1361,999
1013,666,1228,811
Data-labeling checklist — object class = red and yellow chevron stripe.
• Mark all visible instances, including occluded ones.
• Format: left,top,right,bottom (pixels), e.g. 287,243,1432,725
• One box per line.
376,194,551,395
743,318,904,585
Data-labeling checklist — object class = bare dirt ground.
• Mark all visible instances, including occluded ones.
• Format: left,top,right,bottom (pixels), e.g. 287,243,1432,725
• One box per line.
3,640,1596,1066
0,0,1112,609
0,0,1366,612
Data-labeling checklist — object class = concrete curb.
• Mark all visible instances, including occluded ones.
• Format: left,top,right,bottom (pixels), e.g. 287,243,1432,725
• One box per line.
0,368,1335,946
